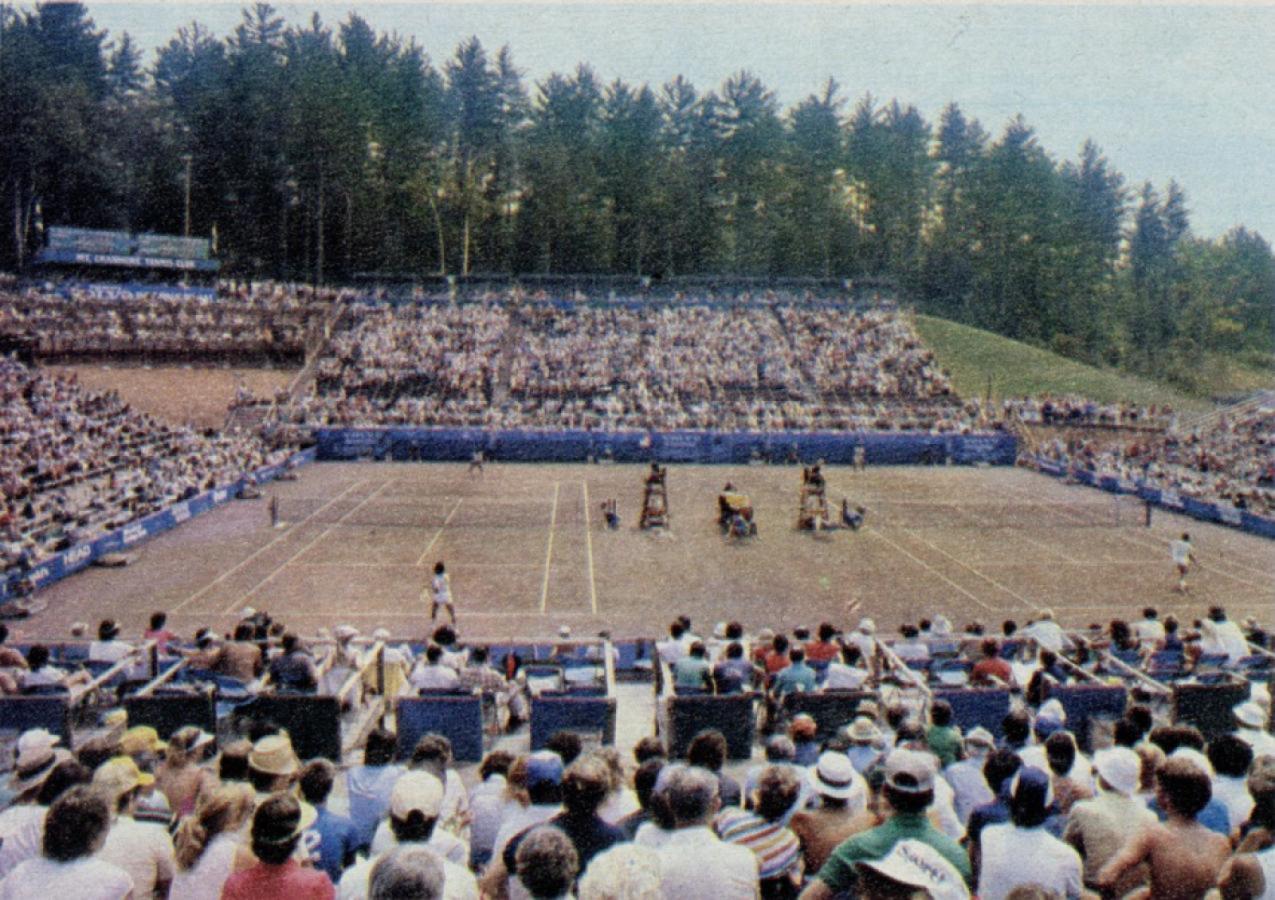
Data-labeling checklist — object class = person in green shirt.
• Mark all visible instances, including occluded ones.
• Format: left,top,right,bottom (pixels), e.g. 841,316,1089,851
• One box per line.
673,642,712,691
925,700,964,769
798,748,972,899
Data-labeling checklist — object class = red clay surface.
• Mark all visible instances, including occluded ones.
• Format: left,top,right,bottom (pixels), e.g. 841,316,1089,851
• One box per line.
12,463,1274,644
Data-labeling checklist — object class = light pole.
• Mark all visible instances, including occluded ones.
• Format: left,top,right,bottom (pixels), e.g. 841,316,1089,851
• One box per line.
180,153,193,238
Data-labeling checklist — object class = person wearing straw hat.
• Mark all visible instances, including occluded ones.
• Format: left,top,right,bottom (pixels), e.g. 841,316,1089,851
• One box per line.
0,727,74,877
790,753,873,876
0,785,133,899
248,733,302,802
92,756,176,899
221,793,331,900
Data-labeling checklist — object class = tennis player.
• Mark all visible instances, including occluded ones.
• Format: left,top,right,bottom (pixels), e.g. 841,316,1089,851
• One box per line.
430,560,456,624
1170,532,1195,593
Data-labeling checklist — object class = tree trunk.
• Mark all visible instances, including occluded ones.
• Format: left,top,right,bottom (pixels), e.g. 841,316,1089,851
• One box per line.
315,163,325,286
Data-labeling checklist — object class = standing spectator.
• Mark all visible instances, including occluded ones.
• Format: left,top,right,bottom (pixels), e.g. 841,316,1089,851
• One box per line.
656,767,759,899
0,785,132,899
222,793,333,900
92,756,176,898
976,767,1083,900
171,783,257,900
301,759,360,884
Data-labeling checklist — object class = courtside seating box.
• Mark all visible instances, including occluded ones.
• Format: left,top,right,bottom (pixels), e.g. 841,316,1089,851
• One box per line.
530,694,617,752
238,695,342,761
1049,684,1129,753
125,694,217,741
666,694,756,760
0,696,70,743
933,689,1010,741
783,691,873,742
396,695,484,763
1173,680,1251,742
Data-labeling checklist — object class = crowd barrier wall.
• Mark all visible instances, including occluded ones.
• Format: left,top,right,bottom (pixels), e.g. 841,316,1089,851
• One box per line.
0,448,316,605
1033,457,1275,540
316,429,1017,467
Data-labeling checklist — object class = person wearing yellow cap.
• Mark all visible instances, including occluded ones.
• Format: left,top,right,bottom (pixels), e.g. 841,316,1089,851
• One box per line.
92,756,176,898
116,725,173,828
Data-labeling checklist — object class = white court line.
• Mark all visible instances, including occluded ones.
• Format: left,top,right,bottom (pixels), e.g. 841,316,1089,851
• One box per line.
583,481,598,615
272,610,601,620
1005,478,1275,593
222,480,393,614
416,498,464,567
539,482,560,614
169,479,366,614
898,527,1037,613
942,500,1085,566
293,561,542,570
866,528,995,611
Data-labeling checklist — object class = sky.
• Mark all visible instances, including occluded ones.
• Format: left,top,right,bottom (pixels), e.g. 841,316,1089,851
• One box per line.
83,2,1275,241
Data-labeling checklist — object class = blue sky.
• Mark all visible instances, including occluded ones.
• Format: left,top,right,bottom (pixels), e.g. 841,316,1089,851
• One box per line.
85,3,1275,241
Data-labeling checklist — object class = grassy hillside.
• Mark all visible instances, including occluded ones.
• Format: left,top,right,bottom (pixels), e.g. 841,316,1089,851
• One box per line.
912,314,1217,413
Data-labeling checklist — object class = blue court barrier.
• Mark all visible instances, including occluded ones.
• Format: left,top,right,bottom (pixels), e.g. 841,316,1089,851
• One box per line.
530,693,618,751
933,688,1011,740
0,448,315,605
1047,684,1128,753
124,693,218,741
316,428,1018,467
1032,457,1275,541
781,690,874,742
396,694,486,763
1173,680,1252,742
233,694,343,761
0,696,71,743
663,693,758,760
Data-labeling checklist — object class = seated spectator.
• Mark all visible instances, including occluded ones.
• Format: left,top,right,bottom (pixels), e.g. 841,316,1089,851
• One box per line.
268,632,319,693
1096,755,1231,900
656,766,759,899
673,641,713,691
970,638,1013,687
714,765,804,898
618,758,665,840
21,644,89,691
0,731,80,879
144,611,178,655
967,749,1024,874
789,752,872,875
771,647,816,697
976,767,1082,900
171,783,257,900
823,644,870,691
844,717,885,774
299,759,359,884
0,784,133,899
593,747,639,826
392,736,469,853
491,751,565,865
688,730,742,808
925,700,963,769
944,727,996,826
248,732,301,802
155,725,216,819
221,793,333,900
366,846,445,900
338,771,478,900
1207,734,1255,836
92,756,176,898
469,751,515,869
514,826,578,900
804,623,840,665
713,642,755,694
209,623,265,681
1063,747,1155,895
576,843,662,900
410,644,462,693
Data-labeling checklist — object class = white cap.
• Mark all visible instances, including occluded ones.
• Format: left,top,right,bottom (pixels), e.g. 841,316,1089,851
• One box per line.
808,752,864,801
1170,747,1215,779
334,625,359,640
1093,747,1140,796
390,771,444,819
241,606,257,619
858,839,969,900
1235,701,1267,729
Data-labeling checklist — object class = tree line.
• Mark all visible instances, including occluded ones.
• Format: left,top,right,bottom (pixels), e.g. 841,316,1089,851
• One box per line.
2,2,1271,387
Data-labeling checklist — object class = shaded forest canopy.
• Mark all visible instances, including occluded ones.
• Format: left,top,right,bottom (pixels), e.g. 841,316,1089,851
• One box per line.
1,2,1271,389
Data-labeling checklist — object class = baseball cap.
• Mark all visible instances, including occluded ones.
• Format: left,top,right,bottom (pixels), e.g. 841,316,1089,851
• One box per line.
857,839,970,900
1235,701,1267,729
883,749,936,795
525,750,564,789
119,725,166,757
334,625,359,640
1093,747,1140,796
1009,766,1053,817
93,755,155,799
390,771,444,819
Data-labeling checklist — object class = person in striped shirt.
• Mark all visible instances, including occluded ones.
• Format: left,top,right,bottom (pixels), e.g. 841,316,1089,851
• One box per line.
714,765,804,898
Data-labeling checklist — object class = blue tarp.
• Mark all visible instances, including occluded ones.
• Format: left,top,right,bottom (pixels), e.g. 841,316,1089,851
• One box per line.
0,448,316,605
1033,456,1275,541
316,428,1018,467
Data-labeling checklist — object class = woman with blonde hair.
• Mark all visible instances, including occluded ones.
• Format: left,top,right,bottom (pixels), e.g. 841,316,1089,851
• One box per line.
155,726,217,818
171,782,256,900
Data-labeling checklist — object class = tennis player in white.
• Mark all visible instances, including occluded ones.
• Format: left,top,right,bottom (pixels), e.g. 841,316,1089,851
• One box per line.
430,560,456,625
1170,532,1195,593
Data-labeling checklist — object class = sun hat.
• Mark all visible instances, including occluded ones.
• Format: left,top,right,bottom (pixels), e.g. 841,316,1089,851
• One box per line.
525,750,565,789
390,771,444,820
119,725,166,757
1093,747,1140,796
1235,701,1268,729
334,625,359,640
93,755,155,799
963,727,996,751
883,749,936,795
857,839,969,900
249,733,300,777
846,718,882,744
8,729,69,793
808,752,862,801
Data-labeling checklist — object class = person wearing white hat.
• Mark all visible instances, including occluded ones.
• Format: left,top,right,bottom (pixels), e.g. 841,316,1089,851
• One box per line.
1062,746,1156,892
337,771,477,900
93,756,176,899
855,839,969,900
789,753,872,875
0,728,75,879
1235,701,1275,758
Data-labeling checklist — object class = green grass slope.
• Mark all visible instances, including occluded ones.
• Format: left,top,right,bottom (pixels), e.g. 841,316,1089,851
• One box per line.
912,314,1214,413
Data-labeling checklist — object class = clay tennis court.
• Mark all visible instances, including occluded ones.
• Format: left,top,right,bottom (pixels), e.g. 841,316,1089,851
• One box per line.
16,462,1275,643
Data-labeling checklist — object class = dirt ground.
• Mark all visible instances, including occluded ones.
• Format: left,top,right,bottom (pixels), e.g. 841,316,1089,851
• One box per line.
47,364,298,430
12,462,1273,645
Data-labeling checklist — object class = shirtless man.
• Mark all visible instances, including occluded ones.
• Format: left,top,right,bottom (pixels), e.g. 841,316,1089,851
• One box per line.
1096,756,1231,900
